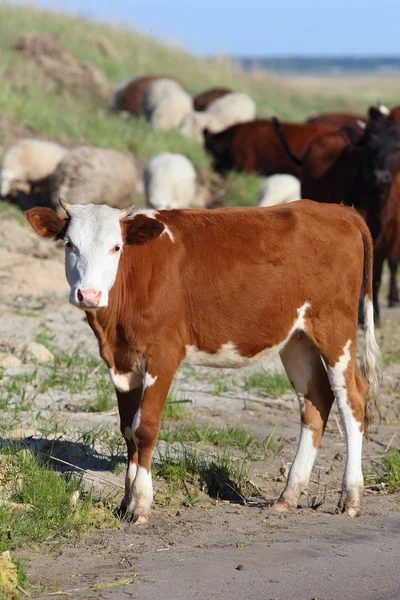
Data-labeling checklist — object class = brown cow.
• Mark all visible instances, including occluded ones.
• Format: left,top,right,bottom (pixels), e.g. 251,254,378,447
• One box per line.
194,88,232,111
306,113,367,135
373,174,400,308
301,109,400,321
390,105,400,123
26,200,380,522
113,75,179,116
204,119,334,176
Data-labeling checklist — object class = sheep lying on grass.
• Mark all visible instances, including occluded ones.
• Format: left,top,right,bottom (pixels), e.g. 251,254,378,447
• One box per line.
258,174,301,207
1,139,67,197
179,93,256,143
50,146,140,214
145,153,210,210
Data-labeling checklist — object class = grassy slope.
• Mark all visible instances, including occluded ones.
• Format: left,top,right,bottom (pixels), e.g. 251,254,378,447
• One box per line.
0,4,399,204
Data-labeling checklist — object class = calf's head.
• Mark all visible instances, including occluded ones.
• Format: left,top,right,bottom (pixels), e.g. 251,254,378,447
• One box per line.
26,202,165,310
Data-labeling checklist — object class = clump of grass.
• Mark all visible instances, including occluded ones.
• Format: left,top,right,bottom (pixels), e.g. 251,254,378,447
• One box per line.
0,443,117,552
39,352,105,395
159,423,283,457
153,448,253,503
244,370,291,397
372,450,400,492
35,323,56,350
83,372,115,413
382,349,400,365
163,393,189,421
0,370,38,413
224,172,264,207
208,373,237,395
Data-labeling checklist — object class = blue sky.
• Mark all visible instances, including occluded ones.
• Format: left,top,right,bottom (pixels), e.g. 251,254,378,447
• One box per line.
12,0,400,56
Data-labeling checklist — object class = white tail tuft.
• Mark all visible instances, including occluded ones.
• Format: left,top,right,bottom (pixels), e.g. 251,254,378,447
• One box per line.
360,296,381,400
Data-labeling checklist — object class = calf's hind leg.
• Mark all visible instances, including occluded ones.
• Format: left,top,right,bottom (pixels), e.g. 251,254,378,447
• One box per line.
272,332,335,512
326,342,367,518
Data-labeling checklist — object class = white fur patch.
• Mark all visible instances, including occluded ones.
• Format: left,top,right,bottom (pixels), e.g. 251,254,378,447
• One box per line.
132,408,141,432
65,204,125,309
0,169,16,196
110,368,142,393
184,301,311,368
132,466,153,514
126,462,137,489
328,340,364,494
143,372,157,391
286,424,317,490
124,426,134,441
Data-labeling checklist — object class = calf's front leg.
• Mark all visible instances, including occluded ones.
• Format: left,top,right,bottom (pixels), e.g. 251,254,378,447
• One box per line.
116,362,177,523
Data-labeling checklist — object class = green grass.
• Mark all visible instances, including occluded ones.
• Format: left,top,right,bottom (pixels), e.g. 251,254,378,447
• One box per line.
224,172,263,207
163,393,189,421
153,447,253,503
83,372,115,412
244,370,291,397
159,423,282,457
0,443,117,553
372,450,400,492
382,349,400,365
35,323,56,350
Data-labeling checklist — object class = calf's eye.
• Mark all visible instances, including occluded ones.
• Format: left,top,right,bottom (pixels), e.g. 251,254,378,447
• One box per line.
65,241,73,249
113,245,121,252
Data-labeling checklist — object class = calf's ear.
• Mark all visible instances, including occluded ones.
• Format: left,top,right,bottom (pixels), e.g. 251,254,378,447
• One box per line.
26,208,68,239
123,214,165,245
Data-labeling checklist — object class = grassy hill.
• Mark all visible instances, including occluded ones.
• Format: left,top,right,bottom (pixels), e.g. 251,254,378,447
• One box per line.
0,4,399,207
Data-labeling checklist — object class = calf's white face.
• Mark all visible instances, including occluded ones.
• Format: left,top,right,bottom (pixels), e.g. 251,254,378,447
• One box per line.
63,204,125,309
26,202,167,311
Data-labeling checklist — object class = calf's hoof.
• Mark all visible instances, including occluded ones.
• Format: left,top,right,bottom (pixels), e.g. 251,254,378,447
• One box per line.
269,499,296,513
337,489,362,518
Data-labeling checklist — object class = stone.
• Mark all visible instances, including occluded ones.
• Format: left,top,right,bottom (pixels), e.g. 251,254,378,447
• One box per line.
0,353,22,369
23,341,54,364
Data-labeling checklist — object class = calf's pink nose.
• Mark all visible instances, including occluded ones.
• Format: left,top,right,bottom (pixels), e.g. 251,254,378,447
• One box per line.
77,288,102,307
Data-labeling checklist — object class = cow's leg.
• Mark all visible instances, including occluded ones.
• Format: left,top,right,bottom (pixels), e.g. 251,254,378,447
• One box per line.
272,332,335,512
123,361,178,523
326,341,367,518
388,258,399,307
116,386,142,513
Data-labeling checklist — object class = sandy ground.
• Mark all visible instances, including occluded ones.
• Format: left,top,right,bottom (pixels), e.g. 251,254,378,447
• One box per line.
1,213,400,599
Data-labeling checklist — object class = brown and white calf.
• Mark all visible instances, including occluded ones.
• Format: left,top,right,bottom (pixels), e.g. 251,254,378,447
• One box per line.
26,200,380,522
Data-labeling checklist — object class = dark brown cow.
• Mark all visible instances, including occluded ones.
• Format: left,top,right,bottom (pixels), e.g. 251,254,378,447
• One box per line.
194,88,232,111
113,75,178,116
204,120,334,176
301,110,400,321
306,113,367,135
390,105,400,123
27,200,380,522
373,174,400,308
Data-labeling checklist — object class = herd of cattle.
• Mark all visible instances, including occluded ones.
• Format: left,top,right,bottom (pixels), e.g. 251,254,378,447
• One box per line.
1,74,400,325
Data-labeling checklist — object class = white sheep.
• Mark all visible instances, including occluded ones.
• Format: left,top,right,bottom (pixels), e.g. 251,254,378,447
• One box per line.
1,139,67,197
50,146,140,214
143,78,186,120
258,174,301,208
179,92,256,143
150,90,193,131
145,153,209,210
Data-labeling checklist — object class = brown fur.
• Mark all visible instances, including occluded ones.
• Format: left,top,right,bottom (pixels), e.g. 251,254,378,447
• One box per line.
114,75,178,116
306,112,366,134
204,120,334,176
26,201,377,520
194,88,232,112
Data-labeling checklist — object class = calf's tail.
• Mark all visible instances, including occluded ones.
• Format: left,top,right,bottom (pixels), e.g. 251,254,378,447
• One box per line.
359,226,382,434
